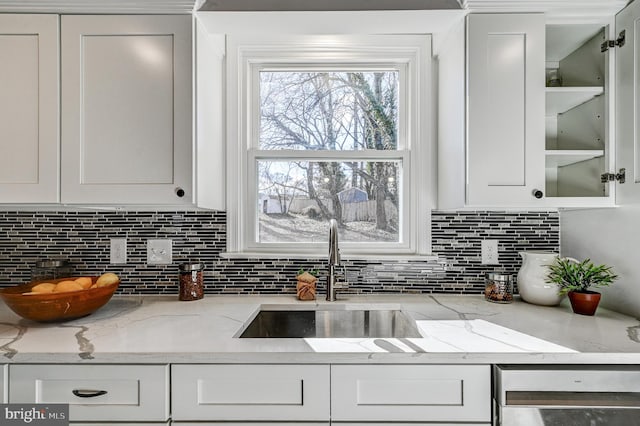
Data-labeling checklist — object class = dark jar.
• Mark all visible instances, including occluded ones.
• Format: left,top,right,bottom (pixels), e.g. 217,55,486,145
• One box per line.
179,263,204,301
484,273,513,303
31,260,74,282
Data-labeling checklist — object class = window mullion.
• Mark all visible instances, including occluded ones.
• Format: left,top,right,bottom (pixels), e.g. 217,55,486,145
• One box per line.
251,149,408,161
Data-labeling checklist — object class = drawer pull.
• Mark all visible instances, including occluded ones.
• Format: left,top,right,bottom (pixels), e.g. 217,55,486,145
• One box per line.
72,389,108,398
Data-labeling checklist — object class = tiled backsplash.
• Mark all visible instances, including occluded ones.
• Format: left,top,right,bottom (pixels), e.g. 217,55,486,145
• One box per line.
0,210,558,295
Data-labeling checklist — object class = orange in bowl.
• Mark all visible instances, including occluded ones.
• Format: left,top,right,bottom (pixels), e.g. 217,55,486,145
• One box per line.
75,277,93,289
30,282,56,293
53,280,84,293
0,276,120,322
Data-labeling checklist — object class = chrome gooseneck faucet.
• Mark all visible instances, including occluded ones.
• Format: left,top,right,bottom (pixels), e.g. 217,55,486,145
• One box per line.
327,219,344,301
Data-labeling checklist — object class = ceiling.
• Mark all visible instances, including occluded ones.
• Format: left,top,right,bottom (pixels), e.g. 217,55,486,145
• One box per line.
197,0,462,11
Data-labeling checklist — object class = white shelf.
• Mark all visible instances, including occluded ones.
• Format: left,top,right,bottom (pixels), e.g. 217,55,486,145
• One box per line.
545,149,604,167
546,87,603,116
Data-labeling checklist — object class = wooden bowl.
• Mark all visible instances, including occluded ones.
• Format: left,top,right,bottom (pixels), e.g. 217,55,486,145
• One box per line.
0,277,120,322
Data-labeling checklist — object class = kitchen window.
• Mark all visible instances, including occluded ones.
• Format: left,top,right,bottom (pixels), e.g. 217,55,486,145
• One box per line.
225,34,432,257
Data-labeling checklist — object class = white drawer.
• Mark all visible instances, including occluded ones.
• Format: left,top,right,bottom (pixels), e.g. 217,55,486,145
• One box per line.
331,365,491,422
333,424,491,426
9,364,169,422
73,423,170,426
173,423,329,426
172,364,330,421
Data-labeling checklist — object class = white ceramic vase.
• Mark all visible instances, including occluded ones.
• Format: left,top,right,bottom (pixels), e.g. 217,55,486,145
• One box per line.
517,251,564,306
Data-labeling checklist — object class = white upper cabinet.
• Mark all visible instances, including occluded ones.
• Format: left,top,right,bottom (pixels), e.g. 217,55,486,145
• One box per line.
0,15,59,203
61,15,192,205
467,14,544,206
467,14,546,207
462,12,626,208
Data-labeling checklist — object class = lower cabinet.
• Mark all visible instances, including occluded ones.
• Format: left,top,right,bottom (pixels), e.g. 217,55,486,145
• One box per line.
171,364,490,424
5,363,490,424
171,364,330,422
9,364,170,422
331,365,491,423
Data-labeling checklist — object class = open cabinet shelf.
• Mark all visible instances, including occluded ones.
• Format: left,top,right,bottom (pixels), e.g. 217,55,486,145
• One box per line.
544,22,611,203
545,150,604,167
545,87,604,116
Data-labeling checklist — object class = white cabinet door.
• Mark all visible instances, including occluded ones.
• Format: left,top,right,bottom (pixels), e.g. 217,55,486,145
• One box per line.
9,364,170,422
73,423,169,426
334,424,490,426
0,14,59,203
61,15,192,205
616,0,640,204
331,365,491,423
171,364,330,422
467,14,546,206
173,423,328,426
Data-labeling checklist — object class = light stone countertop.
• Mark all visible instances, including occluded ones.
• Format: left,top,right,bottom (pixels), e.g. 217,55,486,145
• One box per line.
0,294,639,364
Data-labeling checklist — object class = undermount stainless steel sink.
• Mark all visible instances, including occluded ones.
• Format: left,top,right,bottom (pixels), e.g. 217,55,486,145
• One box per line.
238,308,422,338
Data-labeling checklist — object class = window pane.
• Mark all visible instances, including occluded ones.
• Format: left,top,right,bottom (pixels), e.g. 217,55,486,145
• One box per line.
257,160,400,243
260,71,399,151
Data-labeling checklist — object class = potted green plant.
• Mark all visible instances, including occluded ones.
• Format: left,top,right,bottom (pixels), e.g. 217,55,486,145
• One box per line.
546,258,617,316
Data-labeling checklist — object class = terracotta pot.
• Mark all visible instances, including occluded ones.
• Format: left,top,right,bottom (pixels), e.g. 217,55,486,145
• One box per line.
568,290,601,316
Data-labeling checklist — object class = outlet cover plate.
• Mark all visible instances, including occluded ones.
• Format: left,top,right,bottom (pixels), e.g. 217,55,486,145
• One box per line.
481,239,499,264
110,238,127,264
147,239,172,265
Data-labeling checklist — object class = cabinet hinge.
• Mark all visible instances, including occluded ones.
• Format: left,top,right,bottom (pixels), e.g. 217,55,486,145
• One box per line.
600,168,626,184
601,30,626,52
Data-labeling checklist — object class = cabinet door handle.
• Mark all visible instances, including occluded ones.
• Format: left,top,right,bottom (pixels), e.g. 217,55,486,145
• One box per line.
532,189,544,199
72,389,108,398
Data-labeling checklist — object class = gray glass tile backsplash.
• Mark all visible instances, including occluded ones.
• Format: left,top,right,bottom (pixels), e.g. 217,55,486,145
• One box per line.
0,210,558,295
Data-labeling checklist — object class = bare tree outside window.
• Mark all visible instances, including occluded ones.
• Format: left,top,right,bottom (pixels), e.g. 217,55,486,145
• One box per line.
258,71,400,243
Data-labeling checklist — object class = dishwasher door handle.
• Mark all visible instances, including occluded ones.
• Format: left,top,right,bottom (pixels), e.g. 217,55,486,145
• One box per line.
505,390,640,407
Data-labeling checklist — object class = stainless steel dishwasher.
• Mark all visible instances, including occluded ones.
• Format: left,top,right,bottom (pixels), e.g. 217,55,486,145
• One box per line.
494,365,640,425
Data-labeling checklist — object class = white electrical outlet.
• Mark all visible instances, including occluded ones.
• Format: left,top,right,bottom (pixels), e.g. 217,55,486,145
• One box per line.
147,239,172,265
481,240,499,264
110,238,127,264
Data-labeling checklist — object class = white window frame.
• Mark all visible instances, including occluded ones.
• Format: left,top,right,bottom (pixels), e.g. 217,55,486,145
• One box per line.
226,34,432,257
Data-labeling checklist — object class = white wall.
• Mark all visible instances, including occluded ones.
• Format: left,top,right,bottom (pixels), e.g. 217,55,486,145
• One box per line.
561,206,640,318
435,15,466,209
194,18,226,210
